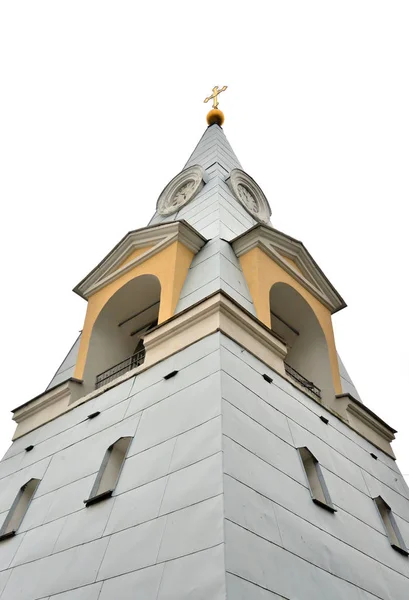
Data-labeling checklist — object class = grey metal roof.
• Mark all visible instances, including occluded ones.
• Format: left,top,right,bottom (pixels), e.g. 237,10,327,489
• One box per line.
148,124,267,239
46,334,81,390
337,353,362,401
176,238,256,316
148,124,263,318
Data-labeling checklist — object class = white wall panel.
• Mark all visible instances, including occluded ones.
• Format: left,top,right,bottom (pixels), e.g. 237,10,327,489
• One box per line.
0,570,12,598
0,457,51,514
42,474,96,526
48,582,103,600
157,545,226,600
115,438,175,495
225,520,379,600
157,496,223,562
125,351,220,420
274,503,407,599
97,517,166,581
0,453,24,481
226,573,288,600
159,453,223,515
361,470,409,524
223,381,278,443
224,476,282,547
0,531,24,571
223,401,301,482
129,371,221,455
53,498,112,553
10,517,65,567
99,563,164,600
37,414,140,497
1,537,109,600
287,420,369,494
16,399,130,475
103,477,167,536
169,416,221,472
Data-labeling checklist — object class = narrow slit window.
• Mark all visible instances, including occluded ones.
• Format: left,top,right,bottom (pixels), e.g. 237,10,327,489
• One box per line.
298,447,335,512
0,478,40,540
85,436,132,506
374,496,408,556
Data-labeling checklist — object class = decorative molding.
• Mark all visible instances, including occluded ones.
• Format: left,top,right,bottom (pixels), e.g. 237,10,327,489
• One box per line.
11,292,287,439
12,378,83,440
232,224,346,314
228,168,271,224
11,292,395,461
73,221,207,300
336,393,396,458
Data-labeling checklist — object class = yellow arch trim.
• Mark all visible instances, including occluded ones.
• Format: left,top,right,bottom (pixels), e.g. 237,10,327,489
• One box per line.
239,247,342,395
74,240,194,380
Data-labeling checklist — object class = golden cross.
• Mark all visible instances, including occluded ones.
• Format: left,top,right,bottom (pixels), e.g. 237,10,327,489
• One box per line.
204,85,228,109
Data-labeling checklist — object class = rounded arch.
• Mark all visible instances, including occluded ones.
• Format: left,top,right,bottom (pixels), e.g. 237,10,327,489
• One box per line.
82,274,161,393
269,282,335,403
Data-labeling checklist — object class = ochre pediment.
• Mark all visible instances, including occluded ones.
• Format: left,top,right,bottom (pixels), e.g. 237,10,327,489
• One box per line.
232,225,346,314
73,221,206,300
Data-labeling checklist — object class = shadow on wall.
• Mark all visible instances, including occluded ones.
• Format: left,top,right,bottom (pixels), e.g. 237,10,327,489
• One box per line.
82,274,161,394
269,282,335,404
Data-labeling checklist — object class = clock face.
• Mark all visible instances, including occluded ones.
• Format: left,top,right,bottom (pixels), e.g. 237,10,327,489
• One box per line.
236,184,259,215
157,165,204,216
229,169,271,223
170,180,197,210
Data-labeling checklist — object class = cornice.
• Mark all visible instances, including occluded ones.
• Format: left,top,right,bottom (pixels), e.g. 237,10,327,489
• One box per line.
74,221,207,300
10,291,396,460
232,224,346,314
336,393,397,439
143,291,287,363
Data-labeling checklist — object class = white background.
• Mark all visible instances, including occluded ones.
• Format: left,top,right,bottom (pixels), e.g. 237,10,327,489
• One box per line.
0,2,407,481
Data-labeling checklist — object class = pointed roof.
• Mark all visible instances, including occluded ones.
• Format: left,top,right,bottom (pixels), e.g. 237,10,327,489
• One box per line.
149,124,269,240
45,117,363,415
183,123,242,172
146,124,264,317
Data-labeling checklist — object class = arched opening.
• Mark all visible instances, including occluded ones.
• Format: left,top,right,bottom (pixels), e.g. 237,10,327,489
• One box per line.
0,478,41,540
85,437,132,506
269,282,335,403
82,274,161,393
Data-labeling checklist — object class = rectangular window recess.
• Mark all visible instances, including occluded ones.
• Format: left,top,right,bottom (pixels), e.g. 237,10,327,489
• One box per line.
164,370,178,380
262,374,273,384
319,416,329,424
0,530,16,542
25,445,34,452
312,498,337,513
87,411,101,420
84,489,113,507
391,543,409,557
370,452,378,460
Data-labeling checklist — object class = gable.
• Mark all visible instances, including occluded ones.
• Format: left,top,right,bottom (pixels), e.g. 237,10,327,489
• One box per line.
232,225,346,314
74,221,206,300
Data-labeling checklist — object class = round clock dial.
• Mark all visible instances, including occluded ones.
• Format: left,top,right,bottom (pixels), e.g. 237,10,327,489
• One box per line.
170,180,197,210
236,184,259,215
157,165,204,216
229,169,271,223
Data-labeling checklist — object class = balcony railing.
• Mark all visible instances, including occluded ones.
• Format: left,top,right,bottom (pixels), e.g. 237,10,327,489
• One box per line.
284,362,321,399
95,348,146,389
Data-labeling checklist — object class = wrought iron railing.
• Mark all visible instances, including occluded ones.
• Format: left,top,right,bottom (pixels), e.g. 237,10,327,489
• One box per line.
95,348,146,389
284,362,321,399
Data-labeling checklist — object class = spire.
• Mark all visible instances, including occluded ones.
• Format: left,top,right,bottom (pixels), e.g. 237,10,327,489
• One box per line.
149,123,271,240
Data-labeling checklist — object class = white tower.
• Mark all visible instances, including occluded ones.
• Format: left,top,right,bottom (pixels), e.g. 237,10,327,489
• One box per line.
0,97,408,600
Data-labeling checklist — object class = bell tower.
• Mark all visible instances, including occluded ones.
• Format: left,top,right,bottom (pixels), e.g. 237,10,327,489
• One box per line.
0,93,408,600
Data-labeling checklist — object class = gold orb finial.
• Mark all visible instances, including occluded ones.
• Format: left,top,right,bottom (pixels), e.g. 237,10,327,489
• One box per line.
204,85,227,126
206,108,225,126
